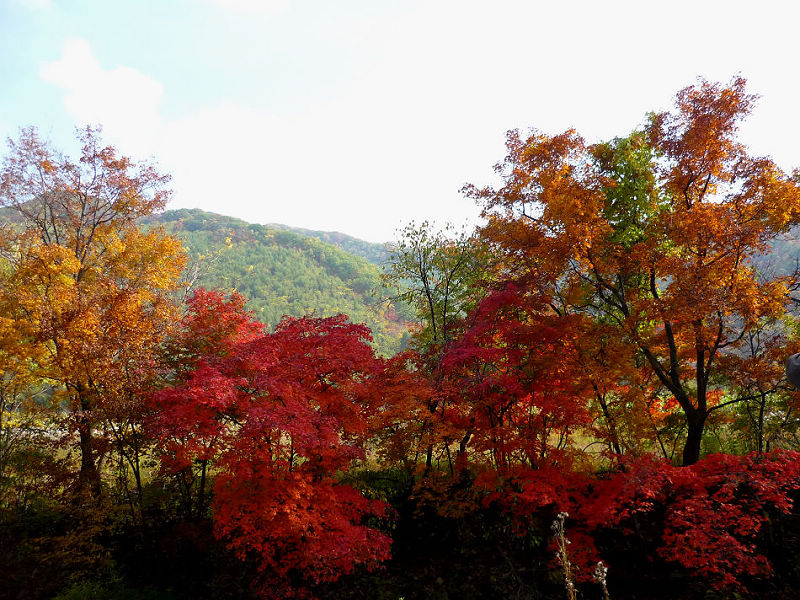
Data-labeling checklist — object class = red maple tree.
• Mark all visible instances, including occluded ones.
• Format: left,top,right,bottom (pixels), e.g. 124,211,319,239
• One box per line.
151,290,391,596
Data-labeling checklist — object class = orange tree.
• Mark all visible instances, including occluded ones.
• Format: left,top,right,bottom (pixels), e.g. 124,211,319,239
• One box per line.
0,126,185,496
468,78,800,465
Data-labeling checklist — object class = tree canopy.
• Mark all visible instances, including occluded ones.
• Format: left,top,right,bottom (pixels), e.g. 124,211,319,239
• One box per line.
469,77,800,466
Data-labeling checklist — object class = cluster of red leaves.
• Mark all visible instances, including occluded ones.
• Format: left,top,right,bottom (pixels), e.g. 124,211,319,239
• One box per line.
476,465,588,526
471,451,800,590
151,290,391,595
150,289,800,595
582,451,800,589
440,286,591,470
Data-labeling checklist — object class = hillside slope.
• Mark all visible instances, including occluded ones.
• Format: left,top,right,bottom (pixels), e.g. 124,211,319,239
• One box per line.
267,223,391,265
148,209,411,355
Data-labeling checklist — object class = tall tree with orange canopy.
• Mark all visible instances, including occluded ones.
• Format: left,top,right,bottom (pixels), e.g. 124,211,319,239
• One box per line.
0,126,185,494
469,78,800,465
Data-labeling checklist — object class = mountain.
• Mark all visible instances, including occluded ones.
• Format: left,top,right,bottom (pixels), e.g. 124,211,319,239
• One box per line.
266,223,391,265
146,209,412,356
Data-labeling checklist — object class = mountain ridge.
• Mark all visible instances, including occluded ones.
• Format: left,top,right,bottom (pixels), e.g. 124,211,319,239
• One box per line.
145,208,411,356
265,222,391,265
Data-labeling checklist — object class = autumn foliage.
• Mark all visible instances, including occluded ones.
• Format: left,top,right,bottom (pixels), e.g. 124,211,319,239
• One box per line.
5,80,800,600
0,126,184,498
151,290,391,596
470,77,800,467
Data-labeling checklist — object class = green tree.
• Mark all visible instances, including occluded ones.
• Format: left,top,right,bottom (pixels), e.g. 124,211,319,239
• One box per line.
382,221,488,353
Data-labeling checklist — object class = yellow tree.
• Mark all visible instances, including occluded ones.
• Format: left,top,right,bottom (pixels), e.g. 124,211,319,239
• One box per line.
469,78,800,465
0,126,185,495
0,229,46,503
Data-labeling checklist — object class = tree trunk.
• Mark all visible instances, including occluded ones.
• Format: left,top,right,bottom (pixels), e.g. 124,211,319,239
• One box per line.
757,392,766,453
425,444,433,471
76,386,101,496
682,411,706,467
596,391,623,456
78,419,101,495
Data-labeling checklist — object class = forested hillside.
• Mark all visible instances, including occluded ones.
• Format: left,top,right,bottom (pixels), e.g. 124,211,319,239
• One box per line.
146,209,411,355
267,223,391,265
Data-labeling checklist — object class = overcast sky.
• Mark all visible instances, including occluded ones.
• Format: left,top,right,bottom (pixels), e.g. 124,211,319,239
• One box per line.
2,0,799,242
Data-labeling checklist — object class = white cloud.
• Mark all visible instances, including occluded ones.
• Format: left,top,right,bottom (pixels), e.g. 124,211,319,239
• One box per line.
159,104,299,220
40,38,164,157
36,3,800,243
38,39,479,242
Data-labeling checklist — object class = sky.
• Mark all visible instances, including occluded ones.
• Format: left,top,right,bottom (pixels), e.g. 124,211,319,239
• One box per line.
2,0,799,243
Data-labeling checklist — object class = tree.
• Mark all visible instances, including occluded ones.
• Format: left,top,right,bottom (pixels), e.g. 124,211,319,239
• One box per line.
720,321,800,453
381,222,491,471
382,221,488,353
152,288,264,519
440,285,591,472
0,126,185,495
469,78,800,465
151,291,391,596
